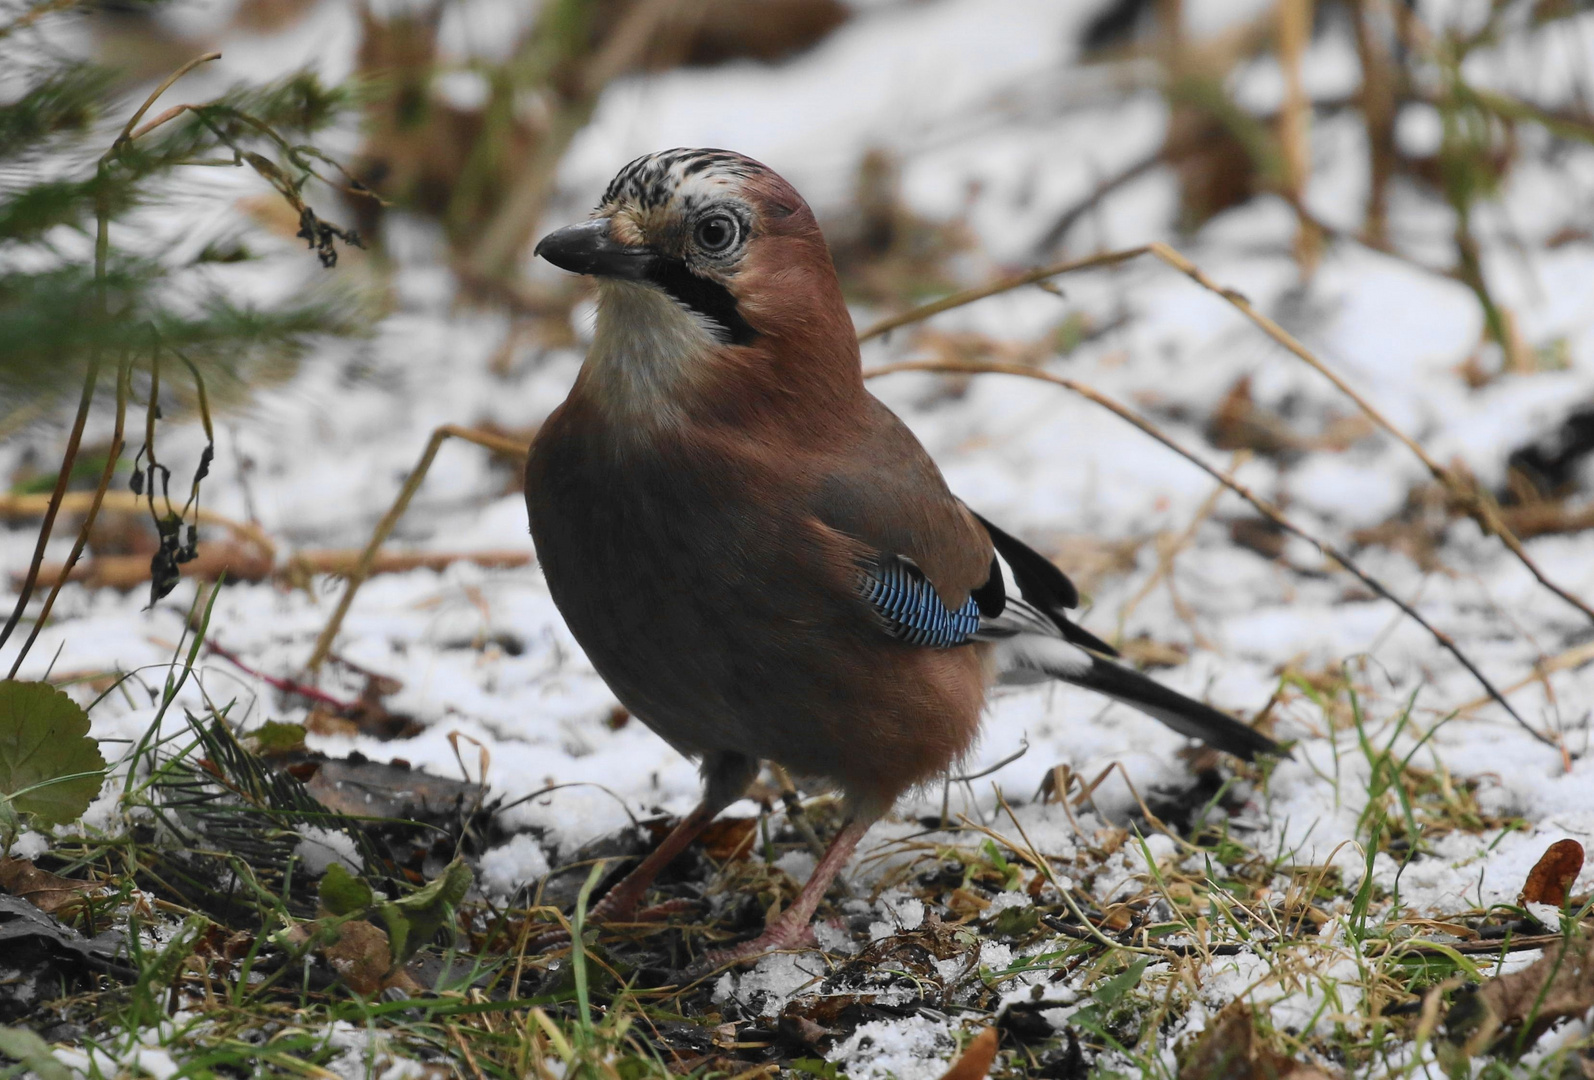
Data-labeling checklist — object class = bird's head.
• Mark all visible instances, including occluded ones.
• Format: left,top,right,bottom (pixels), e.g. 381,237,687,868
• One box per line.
535,149,859,423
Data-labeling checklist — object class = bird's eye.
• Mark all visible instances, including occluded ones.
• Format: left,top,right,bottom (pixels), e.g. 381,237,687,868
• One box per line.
694,214,739,253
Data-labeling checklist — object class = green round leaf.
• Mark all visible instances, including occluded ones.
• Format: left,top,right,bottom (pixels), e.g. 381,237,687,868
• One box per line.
0,680,106,827
0,1025,74,1080
319,862,374,917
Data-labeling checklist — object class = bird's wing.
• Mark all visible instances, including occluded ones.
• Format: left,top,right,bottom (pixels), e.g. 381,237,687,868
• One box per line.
858,552,984,647
968,517,1283,760
808,401,1282,759
971,513,1118,657
812,396,1108,654
812,396,994,612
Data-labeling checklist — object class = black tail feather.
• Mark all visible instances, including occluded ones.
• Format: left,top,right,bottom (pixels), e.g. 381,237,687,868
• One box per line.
1068,654,1284,761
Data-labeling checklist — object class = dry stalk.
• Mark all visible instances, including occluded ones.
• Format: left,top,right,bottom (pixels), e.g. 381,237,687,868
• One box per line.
0,354,104,658
1454,639,1594,717
0,492,276,559
7,357,133,678
862,239,1594,629
2,51,229,673
305,424,529,673
858,247,1149,343
1142,241,1593,626
1115,460,1239,641
863,358,1553,749
449,1024,488,1080
1350,0,1398,248
963,795,1156,957
1276,0,1319,275
24,545,533,590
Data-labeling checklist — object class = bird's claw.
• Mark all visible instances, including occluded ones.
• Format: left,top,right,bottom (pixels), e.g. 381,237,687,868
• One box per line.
528,925,573,952
682,920,819,981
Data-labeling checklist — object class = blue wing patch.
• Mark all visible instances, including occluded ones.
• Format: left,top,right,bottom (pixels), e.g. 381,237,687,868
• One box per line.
862,555,981,648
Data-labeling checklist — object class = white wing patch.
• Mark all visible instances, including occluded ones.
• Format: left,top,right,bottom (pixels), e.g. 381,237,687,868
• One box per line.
979,546,1102,683
991,634,1094,684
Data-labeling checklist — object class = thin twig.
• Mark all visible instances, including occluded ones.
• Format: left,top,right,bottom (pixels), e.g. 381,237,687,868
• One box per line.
1034,152,1162,255
24,545,533,590
110,52,222,153
856,240,1594,627
0,355,100,659
0,492,273,555
767,763,826,860
1,51,222,672
1142,241,1594,626
205,641,355,712
1392,933,1571,958
305,425,530,674
1454,640,1594,717
862,359,1555,750
949,739,1029,783
857,247,1149,342
7,356,132,678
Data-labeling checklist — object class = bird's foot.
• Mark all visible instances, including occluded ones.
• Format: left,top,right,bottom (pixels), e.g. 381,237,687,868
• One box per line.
526,884,643,952
529,925,573,952
685,916,819,980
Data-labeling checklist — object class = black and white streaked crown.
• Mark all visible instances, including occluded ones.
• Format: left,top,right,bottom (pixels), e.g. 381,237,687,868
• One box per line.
599,149,763,213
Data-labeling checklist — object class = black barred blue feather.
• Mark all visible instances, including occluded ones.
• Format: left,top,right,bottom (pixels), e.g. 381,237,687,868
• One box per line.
862,555,981,648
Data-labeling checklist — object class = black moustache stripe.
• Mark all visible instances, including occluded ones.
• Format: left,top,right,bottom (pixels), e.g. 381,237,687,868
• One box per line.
647,258,759,347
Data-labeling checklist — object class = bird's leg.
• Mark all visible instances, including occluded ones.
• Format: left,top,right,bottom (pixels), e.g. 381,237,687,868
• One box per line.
530,799,722,951
584,798,721,925
694,815,873,973
534,753,755,950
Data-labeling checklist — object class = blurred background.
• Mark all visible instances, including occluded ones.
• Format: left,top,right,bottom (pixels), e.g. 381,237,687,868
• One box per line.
4,0,1594,822
10,6,1594,1072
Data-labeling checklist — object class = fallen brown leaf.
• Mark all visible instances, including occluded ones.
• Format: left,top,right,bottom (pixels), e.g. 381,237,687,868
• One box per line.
849,911,968,970
1230,516,1288,560
699,817,760,862
1519,839,1586,908
937,1027,998,1080
1208,375,1301,456
777,1014,829,1048
1447,935,1594,1053
0,858,103,916
948,888,991,918
323,918,394,996
1179,1002,1342,1080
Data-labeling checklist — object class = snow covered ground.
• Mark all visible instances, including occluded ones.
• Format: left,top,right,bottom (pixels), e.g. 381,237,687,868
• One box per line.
6,0,1594,1075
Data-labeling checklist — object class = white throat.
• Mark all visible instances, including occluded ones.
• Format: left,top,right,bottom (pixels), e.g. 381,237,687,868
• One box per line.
585,280,723,422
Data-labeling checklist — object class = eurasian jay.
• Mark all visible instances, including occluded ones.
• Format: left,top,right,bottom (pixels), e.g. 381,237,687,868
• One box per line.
525,148,1281,968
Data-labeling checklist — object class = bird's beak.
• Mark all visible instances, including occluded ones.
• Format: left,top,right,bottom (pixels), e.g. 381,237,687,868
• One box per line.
533,218,656,280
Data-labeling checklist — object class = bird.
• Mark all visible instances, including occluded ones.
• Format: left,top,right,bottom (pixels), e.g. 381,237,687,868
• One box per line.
525,148,1281,969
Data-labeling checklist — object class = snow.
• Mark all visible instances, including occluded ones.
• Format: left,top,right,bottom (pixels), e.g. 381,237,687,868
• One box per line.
7,0,1594,1074
6,831,50,860
826,1014,959,1080
479,832,552,897
715,952,828,1018
294,825,365,876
